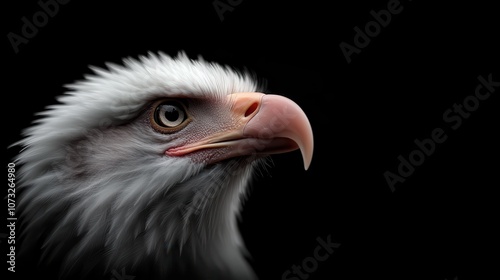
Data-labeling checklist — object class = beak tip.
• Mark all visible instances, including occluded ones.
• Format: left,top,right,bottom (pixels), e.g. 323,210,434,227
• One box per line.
299,139,313,171
302,149,313,170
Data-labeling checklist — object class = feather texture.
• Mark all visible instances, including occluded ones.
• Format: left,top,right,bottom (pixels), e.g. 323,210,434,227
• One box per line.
15,52,263,279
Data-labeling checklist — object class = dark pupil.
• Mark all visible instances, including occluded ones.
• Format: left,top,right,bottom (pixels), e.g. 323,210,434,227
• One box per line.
163,105,179,121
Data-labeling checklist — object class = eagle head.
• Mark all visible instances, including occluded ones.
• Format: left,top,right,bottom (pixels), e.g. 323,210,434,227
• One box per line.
14,52,313,280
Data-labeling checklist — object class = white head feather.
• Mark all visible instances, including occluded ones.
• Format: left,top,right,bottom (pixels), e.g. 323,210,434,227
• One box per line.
15,52,264,279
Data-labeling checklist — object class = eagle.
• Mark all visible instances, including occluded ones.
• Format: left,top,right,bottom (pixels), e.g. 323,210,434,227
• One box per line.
13,52,313,280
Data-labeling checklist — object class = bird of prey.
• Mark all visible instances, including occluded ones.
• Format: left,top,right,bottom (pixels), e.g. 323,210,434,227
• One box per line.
13,52,313,280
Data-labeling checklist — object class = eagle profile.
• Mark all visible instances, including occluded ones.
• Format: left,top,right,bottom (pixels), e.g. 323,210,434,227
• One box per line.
14,52,313,279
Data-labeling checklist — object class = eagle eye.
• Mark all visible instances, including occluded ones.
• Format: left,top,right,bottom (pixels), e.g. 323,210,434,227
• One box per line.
150,99,190,133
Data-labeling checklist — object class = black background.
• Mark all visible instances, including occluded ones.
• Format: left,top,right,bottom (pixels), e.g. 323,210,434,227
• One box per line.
3,0,499,279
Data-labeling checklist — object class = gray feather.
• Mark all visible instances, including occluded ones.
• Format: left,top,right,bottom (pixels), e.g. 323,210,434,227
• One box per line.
15,52,264,279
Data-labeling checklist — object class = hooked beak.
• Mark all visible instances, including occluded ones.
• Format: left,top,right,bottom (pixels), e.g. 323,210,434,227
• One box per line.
166,92,314,169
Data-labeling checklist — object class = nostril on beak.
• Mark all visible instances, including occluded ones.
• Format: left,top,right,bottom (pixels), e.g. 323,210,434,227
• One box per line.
229,92,265,119
245,102,259,117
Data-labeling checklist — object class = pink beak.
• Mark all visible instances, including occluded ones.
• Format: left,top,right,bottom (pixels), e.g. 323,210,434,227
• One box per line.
167,92,314,169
